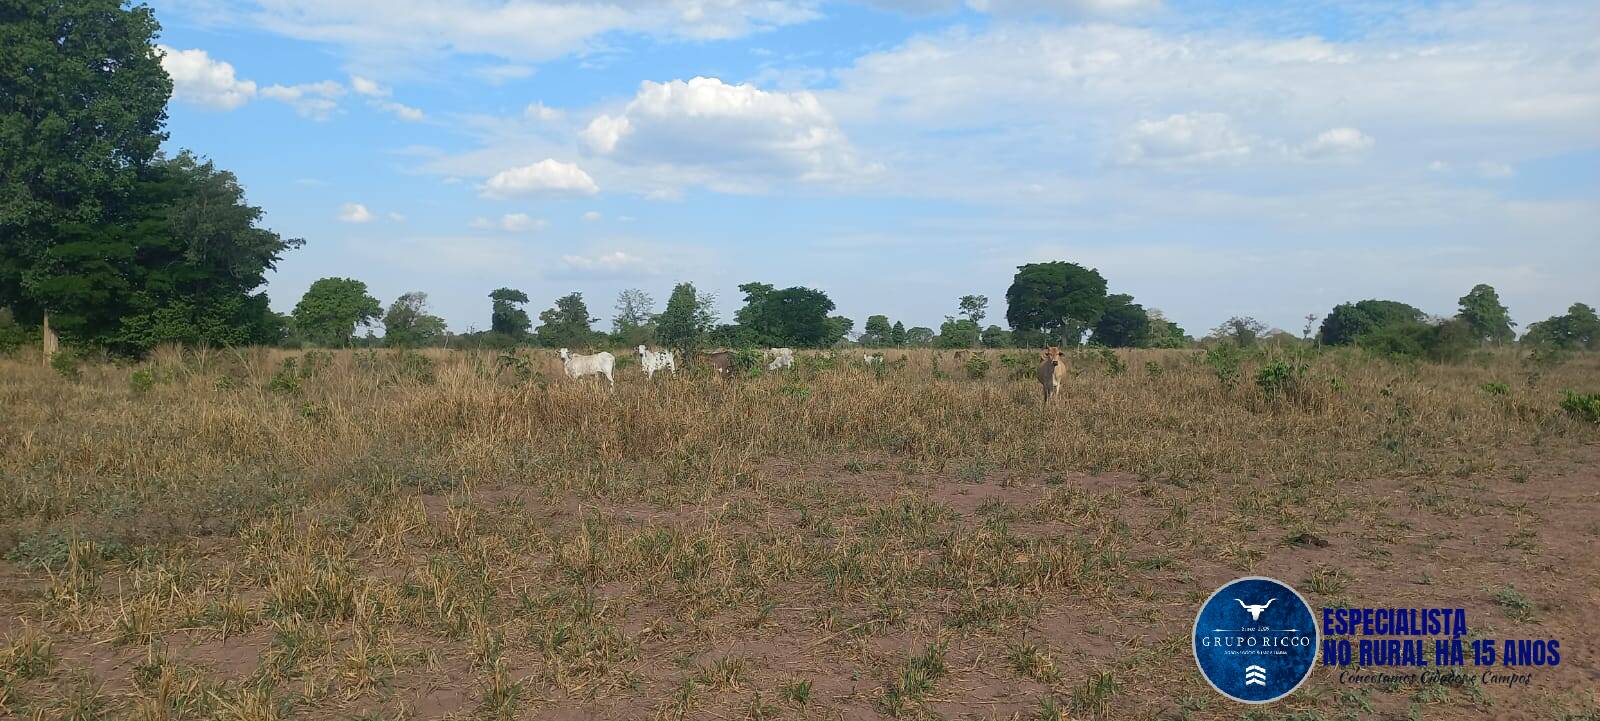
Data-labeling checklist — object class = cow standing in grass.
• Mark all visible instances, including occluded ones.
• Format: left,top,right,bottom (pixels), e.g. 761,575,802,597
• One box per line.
558,348,615,387
766,348,795,371
637,345,676,379
703,350,735,376
1038,346,1067,406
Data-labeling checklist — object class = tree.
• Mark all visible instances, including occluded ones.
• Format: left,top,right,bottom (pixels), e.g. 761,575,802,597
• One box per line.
612,288,655,346
824,316,854,345
383,292,447,347
292,278,381,346
1005,262,1108,345
1456,284,1515,344
937,317,980,348
1,0,173,335
535,292,600,348
733,282,838,347
958,295,988,326
980,325,1011,348
656,282,718,358
1092,294,1149,348
890,321,907,346
1523,303,1600,350
1318,300,1426,346
1144,309,1189,348
861,314,893,346
905,326,935,346
488,288,531,338
1209,316,1268,348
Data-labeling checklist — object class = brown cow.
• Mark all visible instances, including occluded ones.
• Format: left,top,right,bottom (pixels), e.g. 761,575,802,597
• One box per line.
1037,346,1068,406
702,350,734,375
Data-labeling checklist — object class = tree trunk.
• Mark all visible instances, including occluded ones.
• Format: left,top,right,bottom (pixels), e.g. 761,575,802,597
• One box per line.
42,311,59,365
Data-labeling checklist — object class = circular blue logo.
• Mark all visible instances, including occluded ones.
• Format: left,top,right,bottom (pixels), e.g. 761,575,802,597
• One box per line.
1192,576,1319,703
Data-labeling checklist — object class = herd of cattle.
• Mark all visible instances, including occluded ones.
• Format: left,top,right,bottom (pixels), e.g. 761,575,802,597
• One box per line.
555,344,1075,404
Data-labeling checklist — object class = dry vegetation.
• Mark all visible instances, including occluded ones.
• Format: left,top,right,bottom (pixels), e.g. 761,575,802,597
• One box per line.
1,345,1597,720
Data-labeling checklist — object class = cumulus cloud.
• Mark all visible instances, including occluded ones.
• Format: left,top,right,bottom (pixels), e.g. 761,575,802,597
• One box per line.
1120,113,1252,165
471,213,548,231
375,100,425,121
481,160,599,197
560,250,650,272
350,75,386,96
337,202,373,223
525,102,563,121
582,77,875,189
159,46,256,110
262,80,346,119
1298,127,1374,158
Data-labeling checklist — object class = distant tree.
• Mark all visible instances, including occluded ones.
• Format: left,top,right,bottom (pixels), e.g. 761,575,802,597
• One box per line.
656,282,718,357
980,325,1011,348
1456,284,1515,344
937,317,980,348
488,288,531,338
383,292,447,347
612,288,656,346
861,314,893,346
1318,300,1426,346
958,295,988,326
535,292,600,348
890,321,907,346
1092,294,1150,348
1144,309,1189,348
292,278,381,346
905,326,935,346
1005,262,1108,345
1210,316,1268,348
1523,303,1600,350
824,315,854,345
1,0,172,342
733,282,837,347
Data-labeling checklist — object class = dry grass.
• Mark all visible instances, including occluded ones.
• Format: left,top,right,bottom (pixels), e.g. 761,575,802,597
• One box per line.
0,345,1596,720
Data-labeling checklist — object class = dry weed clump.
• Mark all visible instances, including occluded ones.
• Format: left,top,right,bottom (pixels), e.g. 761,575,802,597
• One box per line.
0,346,1596,719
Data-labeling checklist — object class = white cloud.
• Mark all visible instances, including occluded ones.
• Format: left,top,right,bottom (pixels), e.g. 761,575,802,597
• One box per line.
560,250,650,272
337,202,373,223
350,75,387,96
582,211,602,222
262,80,346,119
1477,161,1515,179
525,102,564,122
481,159,599,197
158,46,256,110
1297,127,1375,159
1120,113,1252,165
583,76,875,190
471,213,547,231
375,100,425,121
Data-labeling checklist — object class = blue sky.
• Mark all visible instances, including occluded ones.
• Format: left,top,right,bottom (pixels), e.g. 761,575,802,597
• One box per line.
149,0,1598,338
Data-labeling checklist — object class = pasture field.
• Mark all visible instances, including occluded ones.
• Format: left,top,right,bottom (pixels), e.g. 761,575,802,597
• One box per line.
0,346,1596,721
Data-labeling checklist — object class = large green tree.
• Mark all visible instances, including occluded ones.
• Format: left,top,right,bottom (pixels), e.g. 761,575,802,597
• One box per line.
936,317,980,348
1318,300,1426,346
292,278,381,346
1,0,173,332
861,314,893,346
535,292,599,348
655,282,718,358
1210,316,1268,348
1143,309,1189,348
958,295,988,326
1005,262,1108,346
383,291,447,347
733,282,838,347
890,321,907,346
1456,284,1514,344
488,288,531,338
1092,294,1150,347
1523,303,1600,350
611,288,655,346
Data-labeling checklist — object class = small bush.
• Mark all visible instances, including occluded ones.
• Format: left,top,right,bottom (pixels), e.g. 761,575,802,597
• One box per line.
1560,391,1600,424
1098,348,1126,376
1144,361,1162,378
129,368,156,394
1255,359,1308,400
1480,382,1509,396
267,358,301,393
1204,345,1241,388
963,353,991,379
50,348,82,380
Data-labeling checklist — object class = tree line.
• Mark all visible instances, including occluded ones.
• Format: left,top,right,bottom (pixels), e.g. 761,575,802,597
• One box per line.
2,2,1595,362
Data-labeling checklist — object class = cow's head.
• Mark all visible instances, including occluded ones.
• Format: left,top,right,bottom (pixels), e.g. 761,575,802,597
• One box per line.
1040,346,1064,367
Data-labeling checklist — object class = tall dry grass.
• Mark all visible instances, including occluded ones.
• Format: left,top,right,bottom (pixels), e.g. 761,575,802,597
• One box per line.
0,345,1595,719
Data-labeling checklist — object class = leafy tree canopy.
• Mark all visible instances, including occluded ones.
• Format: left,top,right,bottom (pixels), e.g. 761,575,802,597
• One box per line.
1005,262,1108,345
535,292,600,348
383,291,447,347
732,282,838,347
292,278,381,347
1318,299,1426,346
488,287,531,338
656,282,718,356
1092,294,1150,348
1456,284,1515,344
1523,302,1599,350
861,314,893,346
936,317,980,348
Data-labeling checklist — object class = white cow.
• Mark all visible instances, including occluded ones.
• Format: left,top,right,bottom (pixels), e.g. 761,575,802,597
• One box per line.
766,347,795,371
557,348,615,386
863,353,884,366
637,345,677,379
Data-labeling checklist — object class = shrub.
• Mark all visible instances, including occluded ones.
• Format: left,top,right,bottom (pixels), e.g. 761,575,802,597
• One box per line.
129,368,156,394
1203,345,1241,387
999,353,1036,380
964,353,991,379
1144,361,1162,378
50,348,82,380
1098,348,1126,376
1480,382,1509,396
1255,359,1308,400
1560,391,1600,424
267,358,302,393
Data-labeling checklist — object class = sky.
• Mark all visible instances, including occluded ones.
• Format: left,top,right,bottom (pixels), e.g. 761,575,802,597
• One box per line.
148,0,1599,338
